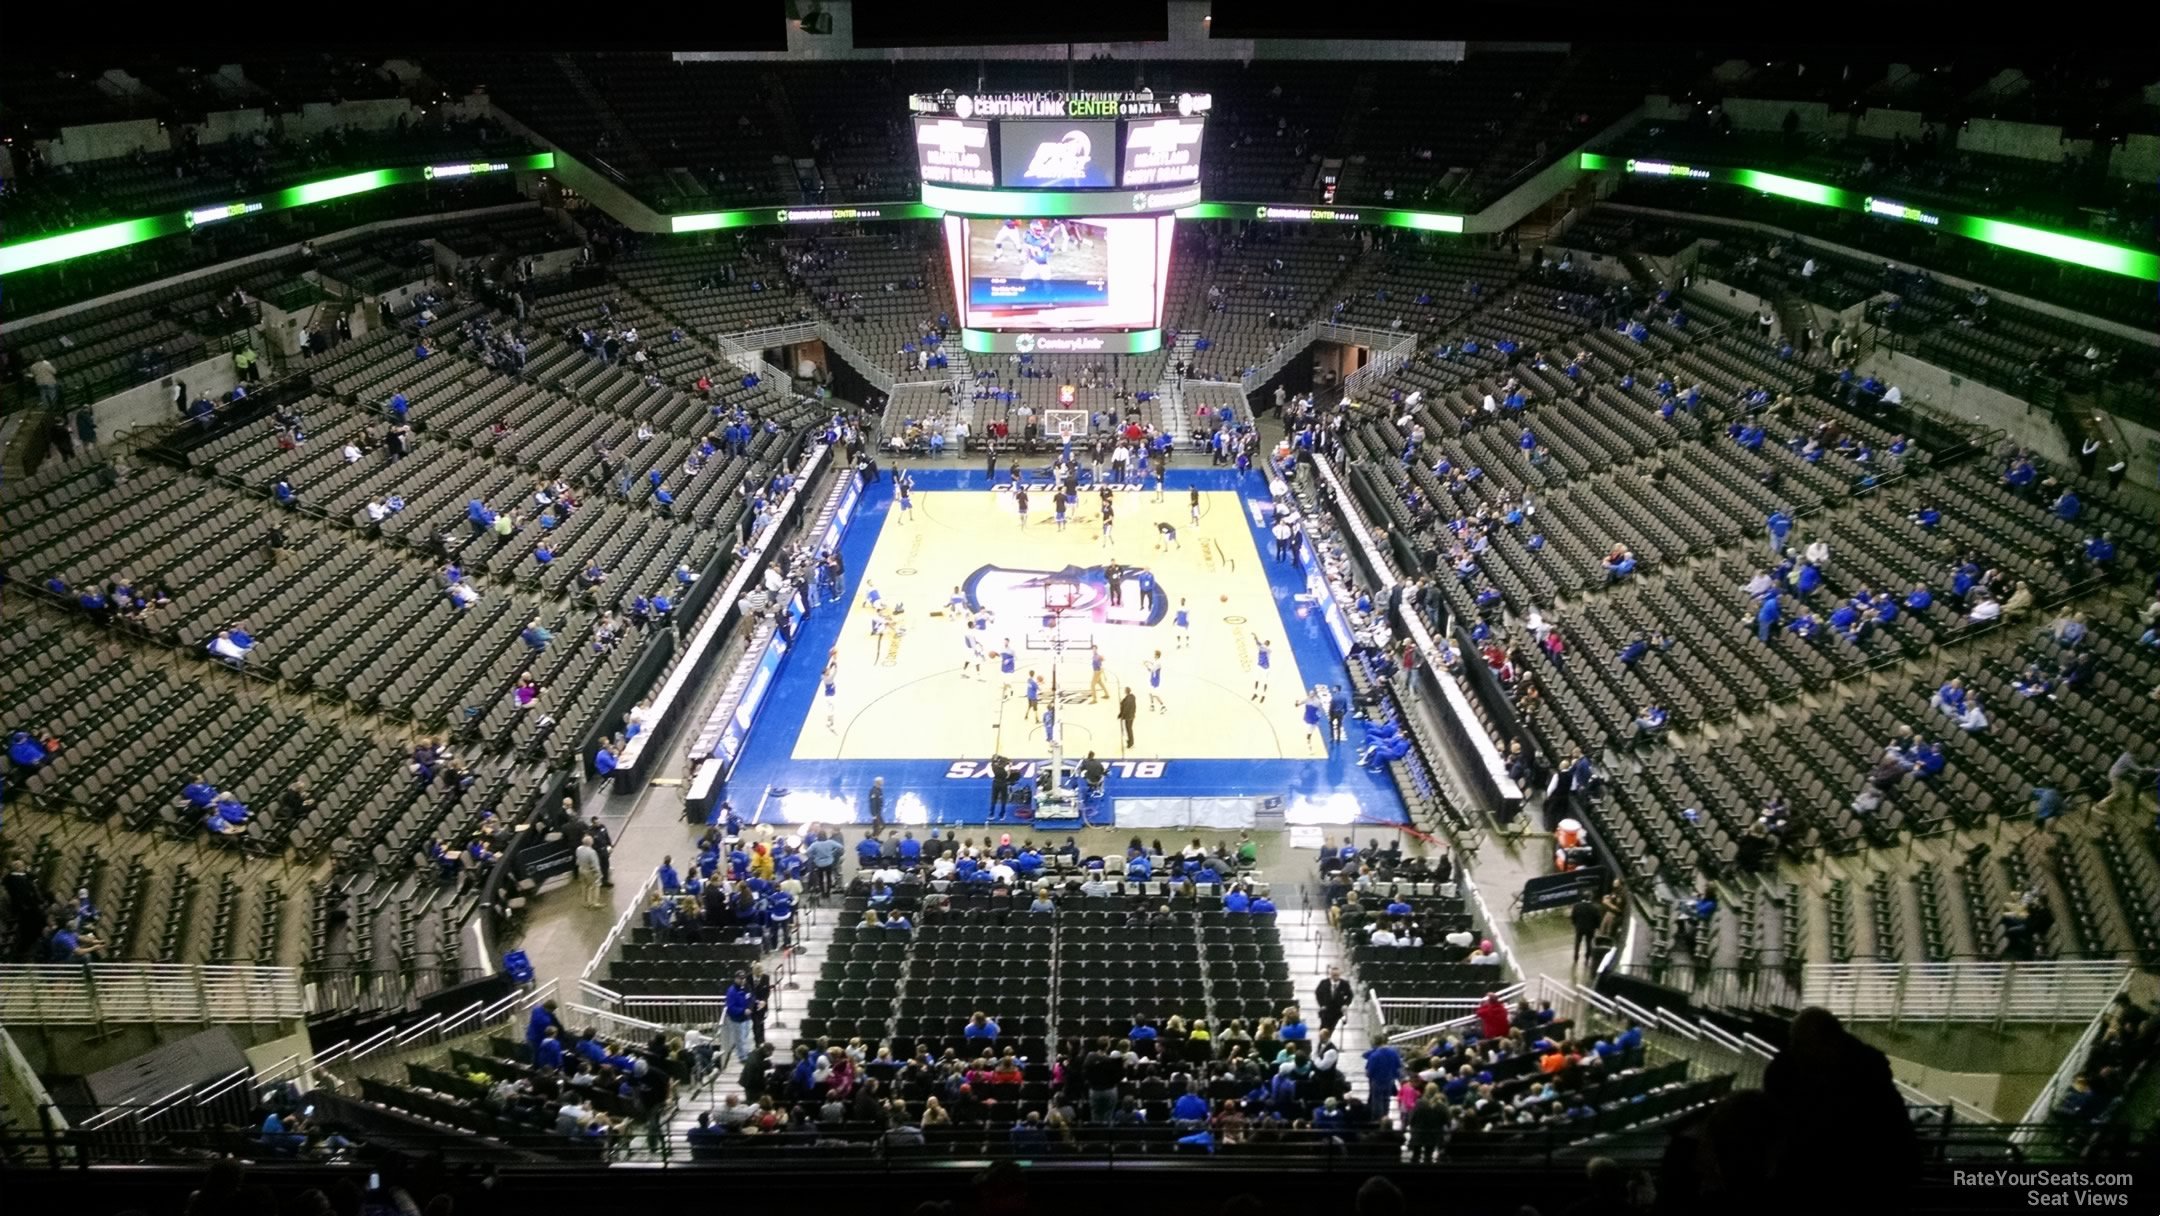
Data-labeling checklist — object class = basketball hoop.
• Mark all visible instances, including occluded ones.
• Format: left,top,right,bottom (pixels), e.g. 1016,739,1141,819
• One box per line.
1045,407,1087,445
1042,579,1080,615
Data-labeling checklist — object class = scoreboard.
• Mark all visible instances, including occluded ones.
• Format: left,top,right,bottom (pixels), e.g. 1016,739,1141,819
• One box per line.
910,91,1211,355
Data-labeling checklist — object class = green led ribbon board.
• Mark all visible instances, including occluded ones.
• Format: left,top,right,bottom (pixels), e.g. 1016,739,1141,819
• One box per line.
920,181,1203,218
671,203,940,233
1579,152,2157,282
1175,202,1465,233
0,152,555,276
961,328,1163,355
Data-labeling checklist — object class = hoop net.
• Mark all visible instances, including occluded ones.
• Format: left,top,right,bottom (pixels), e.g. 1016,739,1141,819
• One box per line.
1045,408,1087,444
1028,579,1091,653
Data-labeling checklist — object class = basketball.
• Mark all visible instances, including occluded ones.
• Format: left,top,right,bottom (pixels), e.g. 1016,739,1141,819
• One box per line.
1219,594,1228,603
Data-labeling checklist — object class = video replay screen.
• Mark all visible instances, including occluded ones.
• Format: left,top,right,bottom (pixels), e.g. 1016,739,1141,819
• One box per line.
951,215,1173,330
996,120,1119,189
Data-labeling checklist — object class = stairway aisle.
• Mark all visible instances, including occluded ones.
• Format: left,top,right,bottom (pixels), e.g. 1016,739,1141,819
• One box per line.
659,902,839,1144
1275,905,1367,1059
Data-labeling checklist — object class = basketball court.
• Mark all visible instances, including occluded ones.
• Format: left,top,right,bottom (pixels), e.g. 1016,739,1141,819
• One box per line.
798,480,1319,761
721,466,1408,829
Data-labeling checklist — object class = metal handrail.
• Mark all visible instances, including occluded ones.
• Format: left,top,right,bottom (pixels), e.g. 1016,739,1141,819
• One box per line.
2017,969,2132,1138
582,869,661,981
1800,960,2131,1026
0,962,304,1025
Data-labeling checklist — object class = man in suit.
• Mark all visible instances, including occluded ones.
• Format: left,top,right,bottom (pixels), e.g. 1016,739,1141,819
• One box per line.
1570,893,1605,967
1314,966,1354,1033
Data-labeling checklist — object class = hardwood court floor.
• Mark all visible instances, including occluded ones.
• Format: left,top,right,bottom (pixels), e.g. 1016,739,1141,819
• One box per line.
790,486,1323,764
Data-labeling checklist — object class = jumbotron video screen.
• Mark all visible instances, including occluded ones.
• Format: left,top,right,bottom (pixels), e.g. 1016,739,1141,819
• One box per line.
944,214,1174,330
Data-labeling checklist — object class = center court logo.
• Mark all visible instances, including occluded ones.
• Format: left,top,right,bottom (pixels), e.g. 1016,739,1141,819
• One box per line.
1022,131,1094,184
964,564,1169,630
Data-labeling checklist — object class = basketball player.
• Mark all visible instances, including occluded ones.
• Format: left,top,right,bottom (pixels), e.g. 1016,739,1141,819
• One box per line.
1174,598,1191,648
1252,636,1273,702
947,586,969,616
999,638,1018,691
961,630,986,678
883,608,906,664
1145,650,1166,712
896,482,913,523
1042,702,1057,744
1100,499,1116,547
822,647,840,731
863,579,882,622
1299,685,1326,749
1154,520,1180,550
1015,485,1030,527
869,608,887,654
1189,486,1202,526
1087,644,1109,703
1025,671,1043,720
1053,490,1068,531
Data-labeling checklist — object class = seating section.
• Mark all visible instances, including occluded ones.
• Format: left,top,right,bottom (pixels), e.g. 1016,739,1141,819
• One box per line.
1325,245,2159,983
1607,172,2154,334
769,861,1727,1156
799,873,1292,1058
1604,120,2157,245
1,141,533,320
605,929,765,997
0,210,838,1011
1337,884,1494,997
356,1025,685,1157
0,801,310,968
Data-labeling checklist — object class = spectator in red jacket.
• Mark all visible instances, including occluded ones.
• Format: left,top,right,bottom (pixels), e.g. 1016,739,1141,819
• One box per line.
1476,991,1511,1040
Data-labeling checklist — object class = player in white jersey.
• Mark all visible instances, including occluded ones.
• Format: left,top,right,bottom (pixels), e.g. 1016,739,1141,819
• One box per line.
1189,486,1202,526
992,218,1024,263
1145,650,1166,712
961,630,986,678
822,666,839,731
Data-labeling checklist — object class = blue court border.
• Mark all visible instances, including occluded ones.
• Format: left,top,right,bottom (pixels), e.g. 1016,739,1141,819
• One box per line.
717,466,1409,829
